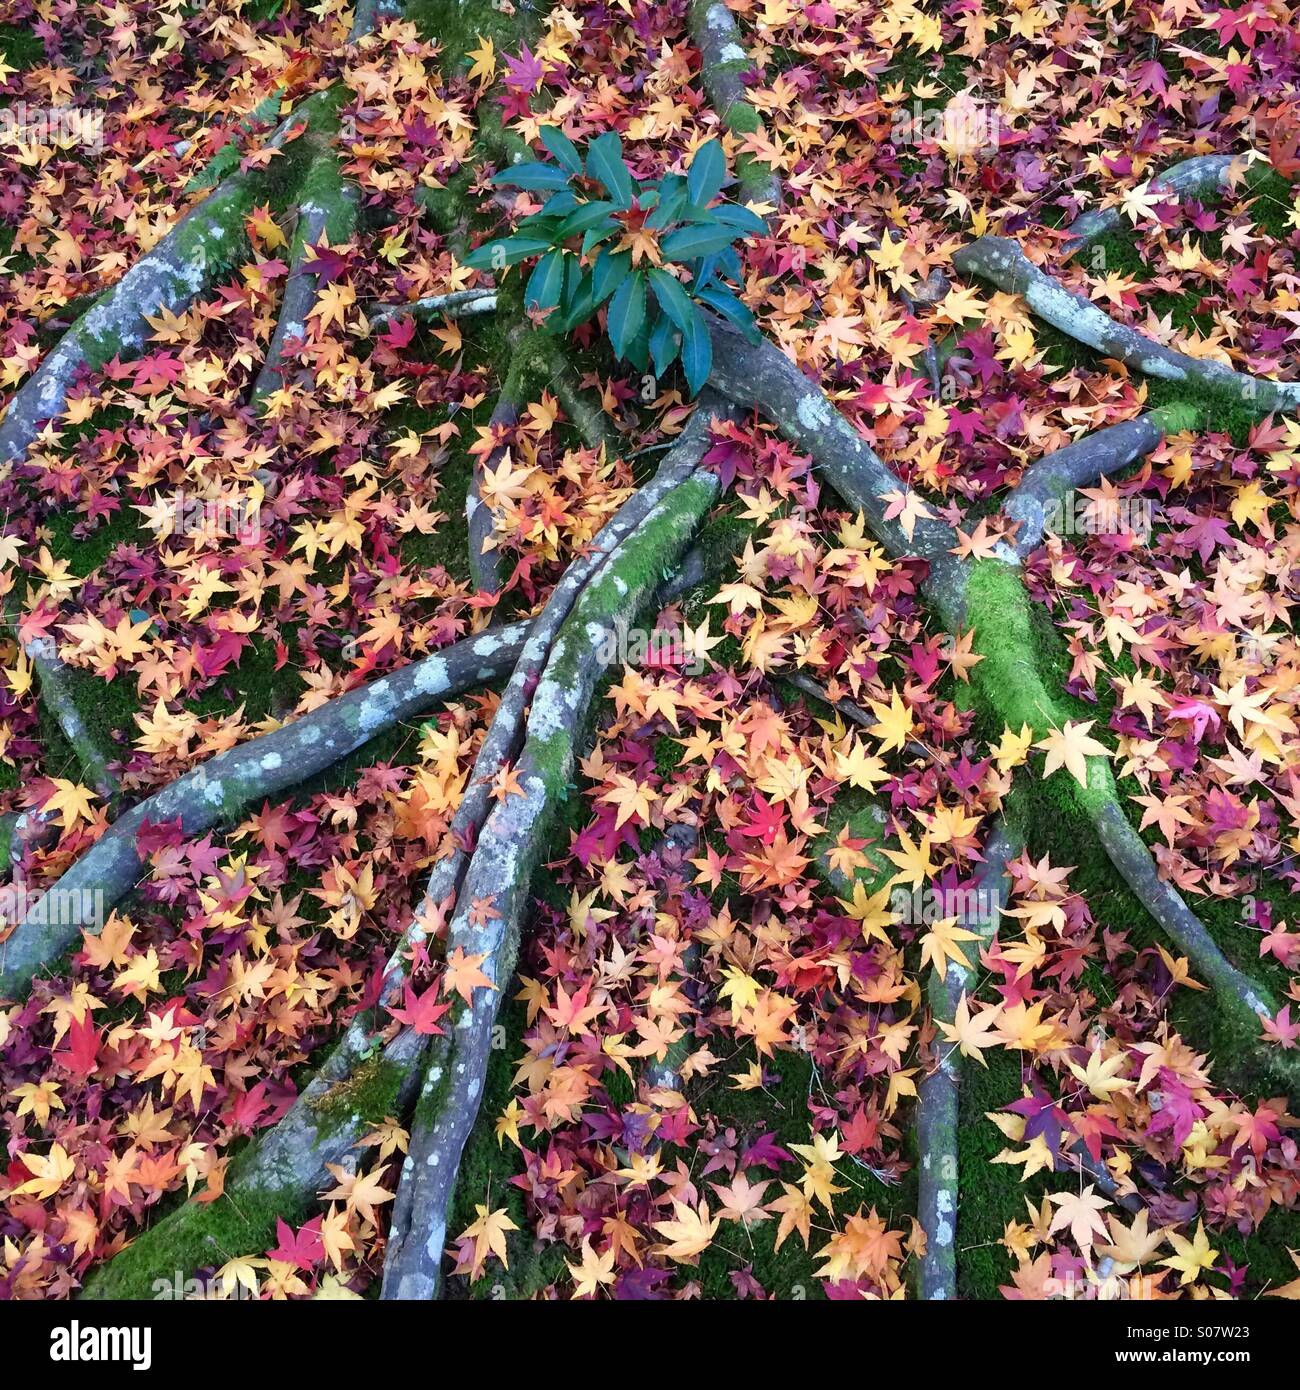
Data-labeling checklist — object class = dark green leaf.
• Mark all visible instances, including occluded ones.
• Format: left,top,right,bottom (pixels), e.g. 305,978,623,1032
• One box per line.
646,189,687,230
680,309,712,396
647,268,695,333
687,139,726,207
491,161,570,191
591,249,631,305
694,283,760,342
711,201,768,236
661,220,741,263
649,312,681,377
558,274,595,331
556,201,617,238
525,248,567,311
462,235,554,271
539,126,584,176
607,269,646,359
586,131,635,209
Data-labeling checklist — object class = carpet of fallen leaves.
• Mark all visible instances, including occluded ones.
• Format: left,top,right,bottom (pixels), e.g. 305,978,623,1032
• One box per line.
1,0,1300,1301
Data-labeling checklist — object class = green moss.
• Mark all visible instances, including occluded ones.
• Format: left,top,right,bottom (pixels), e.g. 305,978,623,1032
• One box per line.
964,558,1113,816
0,23,41,73
955,1047,1029,1299
81,1160,308,1299
807,789,894,895
36,661,138,771
405,0,543,77
297,150,358,244
309,1051,408,1132
1242,164,1296,241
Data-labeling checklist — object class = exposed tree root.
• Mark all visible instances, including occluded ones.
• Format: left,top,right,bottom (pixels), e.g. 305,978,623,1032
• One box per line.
0,91,345,465
686,0,780,208
1002,403,1199,558
81,1019,430,1299
6,616,120,803
251,148,359,408
367,288,498,330
917,821,1019,1300
75,402,738,1299
380,400,739,1301
0,623,529,999
382,426,730,1298
1064,154,1243,247
953,235,1300,415
705,335,1288,1077
707,320,969,623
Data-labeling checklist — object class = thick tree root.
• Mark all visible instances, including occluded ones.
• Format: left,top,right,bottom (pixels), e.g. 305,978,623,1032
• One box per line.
0,623,529,999
251,149,359,407
916,821,1019,1300
0,92,344,465
707,321,969,623
1003,403,1198,558
686,0,780,207
1065,154,1241,247
77,403,736,1300
11,626,120,802
80,1021,429,1299
468,327,614,593
952,236,1300,415
961,560,1286,1041
381,450,727,1298
708,337,1284,1066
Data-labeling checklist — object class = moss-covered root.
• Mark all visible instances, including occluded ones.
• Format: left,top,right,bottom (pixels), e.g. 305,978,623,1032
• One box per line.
0,178,257,463
686,0,780,207
0,90,346,466
382,469,722,1299
963,559,1284,1051
1065,154,1239,248
535,336,614,453
952,236,1300,417
1004,404,1199,559
916,820,1019,1301
402,401,741,1022
23,635,120,801
1087,800,1277,1030
251,149,359,408
0,623,529,1001
81,1026,429,1299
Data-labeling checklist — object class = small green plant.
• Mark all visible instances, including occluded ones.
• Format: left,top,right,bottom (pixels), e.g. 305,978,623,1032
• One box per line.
464,130,763,395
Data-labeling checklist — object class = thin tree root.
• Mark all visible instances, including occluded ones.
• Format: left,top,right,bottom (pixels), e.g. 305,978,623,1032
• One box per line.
251,148,359,408
952,235,1300,416
916,820,1019,1300
1002,402,1200,558
0,623,529,1000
